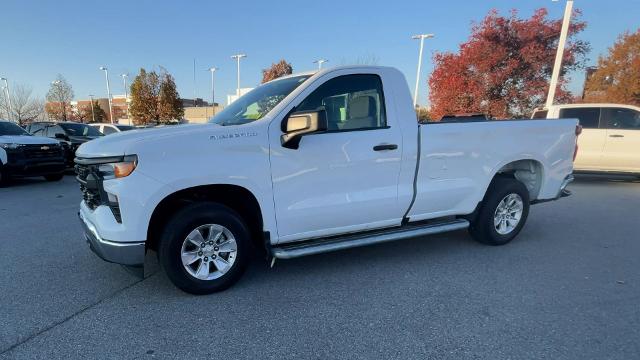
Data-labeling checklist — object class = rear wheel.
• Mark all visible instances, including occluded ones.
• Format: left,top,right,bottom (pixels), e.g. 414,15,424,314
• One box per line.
159,202,250,294
44,173,64,182
469,177,530,246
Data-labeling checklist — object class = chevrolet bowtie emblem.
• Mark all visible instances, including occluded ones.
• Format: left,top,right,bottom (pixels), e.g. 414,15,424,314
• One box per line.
41,146,50,150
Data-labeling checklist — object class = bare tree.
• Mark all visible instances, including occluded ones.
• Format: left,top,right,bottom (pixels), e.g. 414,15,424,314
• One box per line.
0,84,44,125
46,74,74,121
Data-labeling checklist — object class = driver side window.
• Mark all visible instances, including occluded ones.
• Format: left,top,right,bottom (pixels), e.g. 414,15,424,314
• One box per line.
296,74,387,131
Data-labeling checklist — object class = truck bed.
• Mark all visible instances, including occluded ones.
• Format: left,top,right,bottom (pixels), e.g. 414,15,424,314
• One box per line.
406,119,578,222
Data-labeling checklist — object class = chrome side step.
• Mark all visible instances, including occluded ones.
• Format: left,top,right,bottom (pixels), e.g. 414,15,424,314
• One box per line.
271,219,469,259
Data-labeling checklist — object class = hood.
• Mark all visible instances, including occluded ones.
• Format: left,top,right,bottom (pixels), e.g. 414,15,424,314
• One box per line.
76,124,211,158
0,135,60,145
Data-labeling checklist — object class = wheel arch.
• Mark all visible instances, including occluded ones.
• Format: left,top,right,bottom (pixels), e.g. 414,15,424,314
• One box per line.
146,184,266,254
489,158,545,201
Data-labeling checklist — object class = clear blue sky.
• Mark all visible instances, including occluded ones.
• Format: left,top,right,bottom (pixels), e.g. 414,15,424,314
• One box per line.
1,0,638,106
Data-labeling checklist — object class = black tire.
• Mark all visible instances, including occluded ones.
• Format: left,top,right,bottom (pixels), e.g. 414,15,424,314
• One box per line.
469,177,530,246
0,165,9,187
159,202,251,294
44,173,64,182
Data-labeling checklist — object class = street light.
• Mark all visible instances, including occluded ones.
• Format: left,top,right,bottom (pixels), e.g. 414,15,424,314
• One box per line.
411,33,435,108
121,73,129,121
546,0,574,108
230,54,247,96
89,94,96,123
313,59,328,70
121,74,129,99
51,80,66,121
1,77,14,122
99,66,114,124
208,67,218,112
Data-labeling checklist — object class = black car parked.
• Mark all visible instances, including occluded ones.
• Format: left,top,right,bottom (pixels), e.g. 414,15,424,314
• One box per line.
0,120,66,186
26,122,104,166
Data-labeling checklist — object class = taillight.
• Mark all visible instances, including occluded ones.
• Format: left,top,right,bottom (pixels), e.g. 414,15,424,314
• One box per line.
573,124,582,162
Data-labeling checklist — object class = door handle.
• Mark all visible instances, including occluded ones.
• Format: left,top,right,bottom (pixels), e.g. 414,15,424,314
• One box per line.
373,144,398,151
609,134,624,138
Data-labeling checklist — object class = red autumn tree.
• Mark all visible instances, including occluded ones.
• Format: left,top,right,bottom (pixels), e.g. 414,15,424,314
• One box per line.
429,8,589,120
261,59,293,83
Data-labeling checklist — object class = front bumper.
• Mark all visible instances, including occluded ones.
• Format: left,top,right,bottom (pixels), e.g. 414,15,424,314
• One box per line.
4,156,65,177
79,210,145,266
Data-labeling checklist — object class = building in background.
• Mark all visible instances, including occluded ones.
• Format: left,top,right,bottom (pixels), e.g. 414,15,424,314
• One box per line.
46,97,222,124
180,98,210,108
183,105,223,123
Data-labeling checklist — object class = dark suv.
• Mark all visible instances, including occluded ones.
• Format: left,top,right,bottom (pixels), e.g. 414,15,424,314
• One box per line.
27,122,104,166
0,120,66,185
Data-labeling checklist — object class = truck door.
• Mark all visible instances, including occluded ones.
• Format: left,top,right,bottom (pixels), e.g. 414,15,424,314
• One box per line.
559,107,605,170
269,74,404,243
600,107,640,172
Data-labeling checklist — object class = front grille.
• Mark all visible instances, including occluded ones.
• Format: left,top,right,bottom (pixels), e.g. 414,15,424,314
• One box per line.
23,144,64,159
75,163,102,210
75,161,123,223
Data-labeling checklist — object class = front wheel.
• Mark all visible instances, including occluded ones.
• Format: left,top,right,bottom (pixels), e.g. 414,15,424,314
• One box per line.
469,177,530,246
159,202,251,294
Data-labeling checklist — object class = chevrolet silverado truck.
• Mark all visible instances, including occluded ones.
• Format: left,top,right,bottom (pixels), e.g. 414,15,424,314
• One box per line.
75,66,579,294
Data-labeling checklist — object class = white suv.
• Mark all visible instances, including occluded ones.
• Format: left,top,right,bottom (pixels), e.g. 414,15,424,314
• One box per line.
89,123,135,135
533,104,640,176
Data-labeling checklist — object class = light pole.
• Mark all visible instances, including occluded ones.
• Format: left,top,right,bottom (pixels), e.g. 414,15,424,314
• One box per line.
546,0,574,108
121,74,129,99
1,77,14,122
313,59,328,70
412,34,435,108
99,66,114,124
121,73,129,122
51,80,66,121
89,94,96,123
208,67,218,113
0,85,6,120
231,54,246,96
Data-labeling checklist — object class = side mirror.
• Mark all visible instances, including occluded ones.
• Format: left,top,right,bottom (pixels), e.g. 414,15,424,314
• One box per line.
280,110,328,149
54,133,69,141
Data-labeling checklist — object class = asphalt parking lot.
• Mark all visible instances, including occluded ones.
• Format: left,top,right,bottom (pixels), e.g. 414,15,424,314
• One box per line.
1,174,639,359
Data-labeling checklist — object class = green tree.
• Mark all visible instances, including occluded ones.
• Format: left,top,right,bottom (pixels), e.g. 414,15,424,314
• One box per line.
130,68,182,125
82,100,107,123
129,68,160,125
584,29,640,106
157,72,184,123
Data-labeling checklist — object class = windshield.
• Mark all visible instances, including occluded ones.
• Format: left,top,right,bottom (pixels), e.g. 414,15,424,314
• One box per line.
210,75,311,126
116,125,135,131
0,122,30,136
60,123,103,136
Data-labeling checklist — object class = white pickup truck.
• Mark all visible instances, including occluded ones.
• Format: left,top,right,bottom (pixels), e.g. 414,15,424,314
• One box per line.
76,66,579,294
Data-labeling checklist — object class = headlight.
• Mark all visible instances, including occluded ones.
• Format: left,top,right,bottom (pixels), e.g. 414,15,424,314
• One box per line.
97,155,138,179
0,143,26,150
